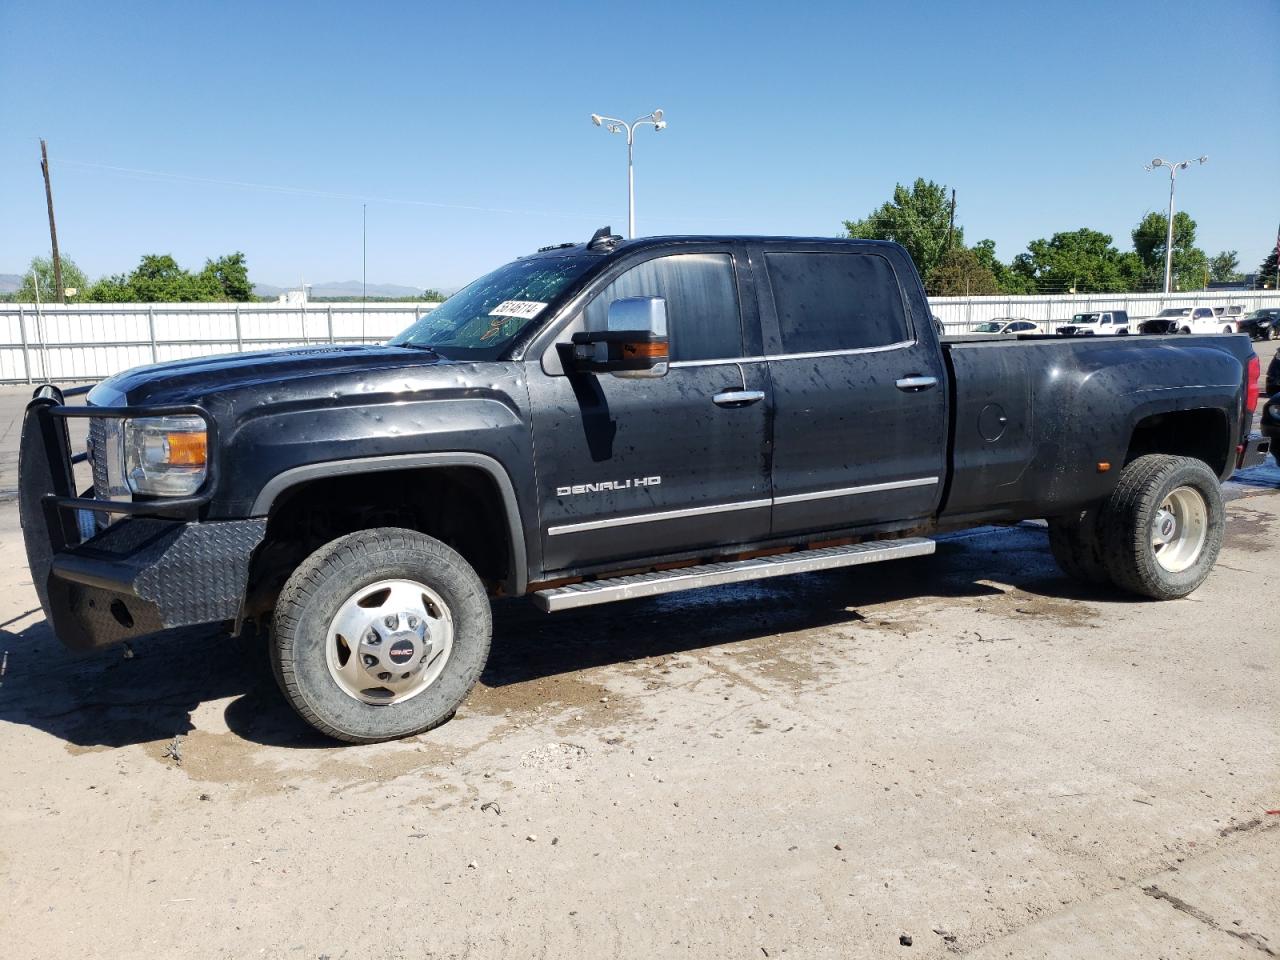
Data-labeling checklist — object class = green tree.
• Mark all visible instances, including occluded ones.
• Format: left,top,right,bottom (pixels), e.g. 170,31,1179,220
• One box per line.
422,288,446,302
86,273,135,302
1009,228,1141,293
843,178,960,281
1209,250,1241,283
17,255,90,302
1258,248,1279,289
1131,211,1208,290
972,239,1035,294
199,251,254,301
928,246,999,296
126,254,220,301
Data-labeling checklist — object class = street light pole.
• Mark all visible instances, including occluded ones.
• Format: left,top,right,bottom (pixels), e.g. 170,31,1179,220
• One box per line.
1145,156,1207,294
590,110,667,239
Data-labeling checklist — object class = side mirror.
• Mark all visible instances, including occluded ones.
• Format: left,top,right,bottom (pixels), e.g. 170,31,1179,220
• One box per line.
571,296,669,378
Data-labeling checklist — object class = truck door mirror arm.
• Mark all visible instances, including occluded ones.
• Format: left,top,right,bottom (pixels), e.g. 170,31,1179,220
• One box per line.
569,296,670,379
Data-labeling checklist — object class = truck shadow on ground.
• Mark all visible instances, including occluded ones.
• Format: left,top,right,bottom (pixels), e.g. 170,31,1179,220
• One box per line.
0,527,1134,751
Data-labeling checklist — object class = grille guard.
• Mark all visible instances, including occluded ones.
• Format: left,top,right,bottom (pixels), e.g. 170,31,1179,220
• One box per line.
19,384,219,570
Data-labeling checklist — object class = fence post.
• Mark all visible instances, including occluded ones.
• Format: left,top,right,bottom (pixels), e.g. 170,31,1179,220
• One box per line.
147,305,158,363
234,304,243,353
18,305,32,385
327,304,335,344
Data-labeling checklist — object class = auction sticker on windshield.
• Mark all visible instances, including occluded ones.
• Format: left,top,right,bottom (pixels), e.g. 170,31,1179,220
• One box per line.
489,300,547,320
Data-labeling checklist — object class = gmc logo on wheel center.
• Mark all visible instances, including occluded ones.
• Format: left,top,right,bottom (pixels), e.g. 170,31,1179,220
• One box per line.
556,476,662,497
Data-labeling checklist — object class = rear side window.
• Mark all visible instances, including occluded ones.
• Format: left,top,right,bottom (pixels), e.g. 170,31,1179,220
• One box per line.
765,252,910,354
584,253,742,362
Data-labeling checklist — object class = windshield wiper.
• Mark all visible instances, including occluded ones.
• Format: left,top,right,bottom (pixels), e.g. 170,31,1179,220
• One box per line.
398,342,440,354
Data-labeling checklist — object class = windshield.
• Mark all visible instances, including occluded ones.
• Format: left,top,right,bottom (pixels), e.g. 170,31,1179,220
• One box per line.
1156,308,1191,318
974,322,1003,332
389,255,598,359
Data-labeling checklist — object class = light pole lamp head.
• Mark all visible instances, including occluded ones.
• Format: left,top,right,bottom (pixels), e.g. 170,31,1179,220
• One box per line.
1146,158,1164,170
654,120,667,131
1196,155,1208,164
591,114,602,126
652,109,664,121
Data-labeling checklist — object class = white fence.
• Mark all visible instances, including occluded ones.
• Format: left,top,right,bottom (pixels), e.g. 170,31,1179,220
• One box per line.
2,290,1279,383
931,289,1280,332
0,302,435,383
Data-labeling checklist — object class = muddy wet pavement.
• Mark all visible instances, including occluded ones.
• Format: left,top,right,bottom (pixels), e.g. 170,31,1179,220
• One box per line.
1,473,1278,958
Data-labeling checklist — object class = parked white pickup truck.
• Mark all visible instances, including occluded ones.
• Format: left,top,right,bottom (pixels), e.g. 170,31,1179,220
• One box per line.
1056,310,1132,336
1137,306,1222,335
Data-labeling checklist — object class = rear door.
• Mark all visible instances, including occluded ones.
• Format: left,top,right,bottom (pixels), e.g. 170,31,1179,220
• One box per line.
528,244,771,573
753,243,947,537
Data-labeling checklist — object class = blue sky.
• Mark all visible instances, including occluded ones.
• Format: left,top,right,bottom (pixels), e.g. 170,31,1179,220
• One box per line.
2,0,1277,290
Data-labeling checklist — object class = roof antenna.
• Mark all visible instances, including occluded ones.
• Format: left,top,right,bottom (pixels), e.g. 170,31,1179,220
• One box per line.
587,225,622,250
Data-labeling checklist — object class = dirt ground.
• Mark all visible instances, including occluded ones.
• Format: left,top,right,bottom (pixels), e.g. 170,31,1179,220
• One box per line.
0,388,1277,958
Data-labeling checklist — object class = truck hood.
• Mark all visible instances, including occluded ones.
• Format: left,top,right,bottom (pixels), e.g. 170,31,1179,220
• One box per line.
88,344,446,407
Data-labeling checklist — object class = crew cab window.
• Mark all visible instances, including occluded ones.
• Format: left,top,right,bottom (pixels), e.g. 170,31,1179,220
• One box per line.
1194,308,1213,319
765,252,909,354
584,253,743,362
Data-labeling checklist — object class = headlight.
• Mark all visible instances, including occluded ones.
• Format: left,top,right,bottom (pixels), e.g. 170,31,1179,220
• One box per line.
125,416,208,496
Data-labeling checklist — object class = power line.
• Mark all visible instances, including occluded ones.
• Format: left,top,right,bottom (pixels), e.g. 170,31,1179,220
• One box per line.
56,158,738,224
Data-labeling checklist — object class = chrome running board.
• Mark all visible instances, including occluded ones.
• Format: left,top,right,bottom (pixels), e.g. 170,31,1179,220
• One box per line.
531,538,936,612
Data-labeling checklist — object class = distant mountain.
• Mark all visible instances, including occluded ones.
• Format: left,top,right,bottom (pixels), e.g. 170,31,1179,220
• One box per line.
254,280,436,299
0,274,22,294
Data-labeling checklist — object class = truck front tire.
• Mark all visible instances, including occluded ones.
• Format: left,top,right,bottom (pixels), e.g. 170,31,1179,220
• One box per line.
271,528,492,743
1100,455,1224,600
1047,506,1109,585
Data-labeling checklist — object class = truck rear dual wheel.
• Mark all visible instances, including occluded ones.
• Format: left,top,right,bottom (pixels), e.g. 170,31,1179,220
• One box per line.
271,528,492,743
1050,455,1224,600
1047,506,1109,584
1098,455,1224,600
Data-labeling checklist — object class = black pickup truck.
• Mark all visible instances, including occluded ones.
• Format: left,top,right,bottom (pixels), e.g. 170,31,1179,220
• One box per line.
19,230,1271,742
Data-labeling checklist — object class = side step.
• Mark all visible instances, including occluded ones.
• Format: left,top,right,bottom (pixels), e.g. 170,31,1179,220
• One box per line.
531,538,936,612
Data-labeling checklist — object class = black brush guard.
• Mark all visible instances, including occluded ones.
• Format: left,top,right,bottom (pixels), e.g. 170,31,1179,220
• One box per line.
19,385,266,650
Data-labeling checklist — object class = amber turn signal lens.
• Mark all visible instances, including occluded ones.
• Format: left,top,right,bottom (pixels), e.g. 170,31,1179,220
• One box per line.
165,431,208,466
1096,461,1111,473
622,341,669,359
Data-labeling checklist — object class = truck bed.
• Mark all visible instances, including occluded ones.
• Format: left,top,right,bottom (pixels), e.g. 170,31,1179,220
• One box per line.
937,332,1255,523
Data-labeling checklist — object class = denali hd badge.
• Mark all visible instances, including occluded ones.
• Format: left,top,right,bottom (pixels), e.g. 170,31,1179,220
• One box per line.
556,476,661,497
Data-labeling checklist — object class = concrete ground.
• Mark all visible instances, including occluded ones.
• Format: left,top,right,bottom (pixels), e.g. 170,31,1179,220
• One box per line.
0,351,1277,959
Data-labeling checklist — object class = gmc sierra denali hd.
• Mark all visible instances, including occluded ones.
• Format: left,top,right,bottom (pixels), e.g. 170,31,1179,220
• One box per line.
19,230,1271,742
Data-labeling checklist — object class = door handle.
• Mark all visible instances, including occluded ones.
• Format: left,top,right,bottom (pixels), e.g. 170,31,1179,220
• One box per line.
895,375,938,392
713,389,765,408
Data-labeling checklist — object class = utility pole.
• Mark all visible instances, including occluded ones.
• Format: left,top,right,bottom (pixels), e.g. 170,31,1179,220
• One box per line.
946,188,956,252
39,139,65,303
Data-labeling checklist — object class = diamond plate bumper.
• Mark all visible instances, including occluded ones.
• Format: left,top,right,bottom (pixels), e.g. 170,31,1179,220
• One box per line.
19,386,264,651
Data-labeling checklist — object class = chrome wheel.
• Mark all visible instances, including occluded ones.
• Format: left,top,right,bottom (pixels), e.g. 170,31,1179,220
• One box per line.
1150,486,1208,574
325,578,454,705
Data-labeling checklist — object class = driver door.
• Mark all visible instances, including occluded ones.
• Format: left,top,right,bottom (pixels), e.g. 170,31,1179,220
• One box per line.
527,245,772,574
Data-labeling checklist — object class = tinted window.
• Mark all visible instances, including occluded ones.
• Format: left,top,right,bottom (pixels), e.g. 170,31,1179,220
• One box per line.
765,252,910,353
584,253,742,361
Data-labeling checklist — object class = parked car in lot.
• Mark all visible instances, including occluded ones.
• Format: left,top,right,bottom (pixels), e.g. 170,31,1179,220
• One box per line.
1236,308,1280,341
1056,310,1131,336
970,317,1043,335
1138,306,1222,335
1267,351,1280,397
17,231,1270,742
